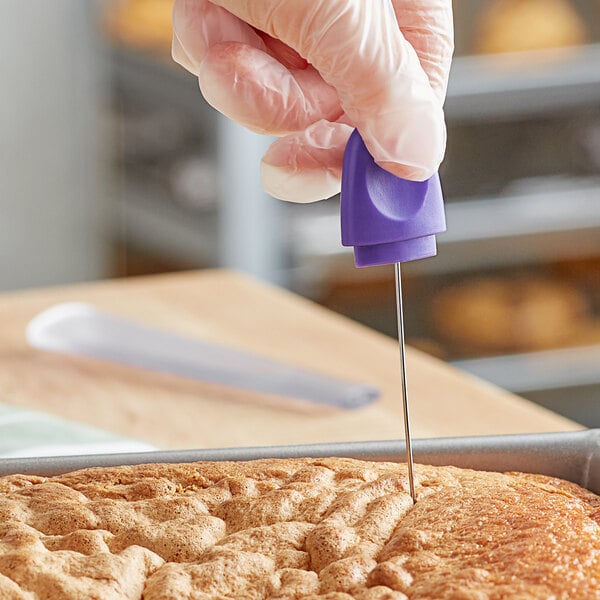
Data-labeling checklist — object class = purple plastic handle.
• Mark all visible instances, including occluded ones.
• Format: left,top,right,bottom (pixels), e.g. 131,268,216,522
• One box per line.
340,129,446,267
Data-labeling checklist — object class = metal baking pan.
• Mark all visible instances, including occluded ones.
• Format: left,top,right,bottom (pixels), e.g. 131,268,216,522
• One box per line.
0,430,598,494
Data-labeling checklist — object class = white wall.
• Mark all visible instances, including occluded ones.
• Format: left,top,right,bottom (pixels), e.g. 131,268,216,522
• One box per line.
0,1,110,291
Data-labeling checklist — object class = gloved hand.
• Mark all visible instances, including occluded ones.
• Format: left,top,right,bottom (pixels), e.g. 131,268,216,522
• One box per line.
172,0,453,202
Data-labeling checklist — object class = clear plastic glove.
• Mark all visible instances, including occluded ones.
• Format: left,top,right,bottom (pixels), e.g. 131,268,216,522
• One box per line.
172,0,453,202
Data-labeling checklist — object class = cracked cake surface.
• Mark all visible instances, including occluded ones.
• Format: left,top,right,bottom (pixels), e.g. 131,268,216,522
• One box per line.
0,458,598,599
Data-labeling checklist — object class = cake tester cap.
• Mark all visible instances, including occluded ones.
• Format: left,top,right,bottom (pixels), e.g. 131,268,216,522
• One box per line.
340,129,446,267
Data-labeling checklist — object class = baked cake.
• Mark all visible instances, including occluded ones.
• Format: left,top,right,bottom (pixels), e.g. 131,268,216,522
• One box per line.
0,458,598,598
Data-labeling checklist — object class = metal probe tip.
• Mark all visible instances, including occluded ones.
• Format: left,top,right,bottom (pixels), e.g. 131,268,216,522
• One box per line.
394,262,416,503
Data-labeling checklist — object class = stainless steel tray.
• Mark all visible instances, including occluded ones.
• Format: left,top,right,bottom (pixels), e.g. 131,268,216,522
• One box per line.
1,430,598,494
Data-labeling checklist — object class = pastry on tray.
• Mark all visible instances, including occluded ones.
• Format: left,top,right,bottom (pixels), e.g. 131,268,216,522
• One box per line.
104,0,173,54
473,0,588,55
431,276,589,354
0,457,598,598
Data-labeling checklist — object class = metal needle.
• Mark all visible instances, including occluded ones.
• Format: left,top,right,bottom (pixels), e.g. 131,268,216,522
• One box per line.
394,262,416,502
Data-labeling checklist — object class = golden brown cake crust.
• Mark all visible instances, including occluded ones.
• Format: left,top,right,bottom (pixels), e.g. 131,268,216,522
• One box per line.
0,458,598,599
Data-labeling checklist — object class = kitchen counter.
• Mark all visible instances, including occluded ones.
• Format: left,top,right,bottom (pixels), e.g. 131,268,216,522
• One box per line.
0,270,580,449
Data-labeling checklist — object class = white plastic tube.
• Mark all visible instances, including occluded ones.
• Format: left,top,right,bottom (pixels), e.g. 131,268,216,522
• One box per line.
27,303,379,409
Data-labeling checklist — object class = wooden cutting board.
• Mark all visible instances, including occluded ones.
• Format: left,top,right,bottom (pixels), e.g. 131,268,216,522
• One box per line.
0,270,580,449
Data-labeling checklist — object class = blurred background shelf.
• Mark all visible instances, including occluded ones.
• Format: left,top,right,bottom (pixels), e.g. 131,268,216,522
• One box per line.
454,345,600,426
454,345,600,394
290,179,600,275
446,44,600,122
109,46,211,119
